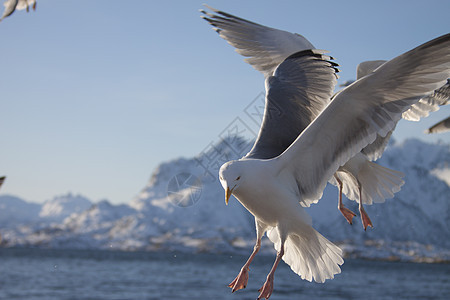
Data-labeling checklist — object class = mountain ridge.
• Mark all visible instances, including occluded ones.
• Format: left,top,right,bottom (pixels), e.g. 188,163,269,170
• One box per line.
0,137,448,262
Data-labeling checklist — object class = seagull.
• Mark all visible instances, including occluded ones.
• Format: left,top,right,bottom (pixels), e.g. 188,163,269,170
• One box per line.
0,176,5,190
426,116,450,133
0,0,36,22
201,5,406,231
330,63,449,228
202,6,450,300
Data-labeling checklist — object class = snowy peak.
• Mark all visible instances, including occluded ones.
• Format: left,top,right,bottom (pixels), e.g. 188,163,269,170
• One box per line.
39,193,93,222
0,195,41,227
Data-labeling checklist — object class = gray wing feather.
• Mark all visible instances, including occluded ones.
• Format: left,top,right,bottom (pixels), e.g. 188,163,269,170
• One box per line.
403,79,450,121
245,49,339,159
356,60,386,79
354,60,449,159
201,5,315,77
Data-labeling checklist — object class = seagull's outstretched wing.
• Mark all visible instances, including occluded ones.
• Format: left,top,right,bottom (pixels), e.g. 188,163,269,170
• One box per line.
1,0,18,21
431,79,450,105
356,60,386,79
426,116,450,134
356,60,450,122
245,49,338,159
352,60,450,160
200,5,314,77
275,33,450,204
402,78,449,121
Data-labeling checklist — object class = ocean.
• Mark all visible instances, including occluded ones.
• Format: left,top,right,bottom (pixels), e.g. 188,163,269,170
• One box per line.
0,248,448,300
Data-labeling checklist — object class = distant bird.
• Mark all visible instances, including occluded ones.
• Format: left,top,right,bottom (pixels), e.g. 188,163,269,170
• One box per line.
0,176,5,190
426,116,450,133
201,5,405,231
202,5,450,300
0,0,36,22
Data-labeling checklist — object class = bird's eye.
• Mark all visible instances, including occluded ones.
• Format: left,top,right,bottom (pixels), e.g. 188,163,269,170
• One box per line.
219,176,223,180
236,176,241,180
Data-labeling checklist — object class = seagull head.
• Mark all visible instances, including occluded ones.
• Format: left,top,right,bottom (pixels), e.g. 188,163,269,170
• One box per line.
219,160,244,205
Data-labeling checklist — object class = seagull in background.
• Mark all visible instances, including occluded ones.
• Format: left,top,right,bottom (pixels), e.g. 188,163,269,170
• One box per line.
201,5,405,231
0,176,5,190
0,0,36,22
202,5,450,299
330,65,449,228
426,116,450,133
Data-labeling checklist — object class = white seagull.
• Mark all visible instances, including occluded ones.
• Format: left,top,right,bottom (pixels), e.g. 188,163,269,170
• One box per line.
203,6,450,300
0,0,36,22
201,5,406,231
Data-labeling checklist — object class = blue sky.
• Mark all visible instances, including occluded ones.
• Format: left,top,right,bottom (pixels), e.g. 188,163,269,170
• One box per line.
0,0,449,204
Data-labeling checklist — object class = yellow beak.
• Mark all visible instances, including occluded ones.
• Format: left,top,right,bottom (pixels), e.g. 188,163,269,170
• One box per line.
225,186,234,205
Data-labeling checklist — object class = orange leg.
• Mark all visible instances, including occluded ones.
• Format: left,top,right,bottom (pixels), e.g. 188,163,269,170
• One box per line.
228,238,261,292
358,183,373,230
229,221,267,293
335,175,356,225
257,241,284,300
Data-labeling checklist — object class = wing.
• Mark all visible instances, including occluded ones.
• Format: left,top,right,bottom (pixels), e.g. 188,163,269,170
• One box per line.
426,116,450,134
200,5,315,77
355,61,449,121
274,33,450,204
356,60,386,79
245,49,339,159
402,79,449,121
432,78,450,105
355,61,450,160
1,0,18,21
363,79,450,160
16,0,36,11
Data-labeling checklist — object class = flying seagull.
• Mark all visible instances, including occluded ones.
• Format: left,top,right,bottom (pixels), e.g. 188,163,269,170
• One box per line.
0,176,5,190
426,116,450,134
0,0,36,22
201,5,405,231
202,6,450,300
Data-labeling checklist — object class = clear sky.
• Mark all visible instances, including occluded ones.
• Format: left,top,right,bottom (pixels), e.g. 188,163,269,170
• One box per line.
0,0,449,204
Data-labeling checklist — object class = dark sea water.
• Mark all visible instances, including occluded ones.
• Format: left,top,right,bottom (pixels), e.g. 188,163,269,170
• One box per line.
0,248,449,300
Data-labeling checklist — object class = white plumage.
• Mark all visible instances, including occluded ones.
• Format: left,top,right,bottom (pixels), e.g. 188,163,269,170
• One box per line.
203,5,450,300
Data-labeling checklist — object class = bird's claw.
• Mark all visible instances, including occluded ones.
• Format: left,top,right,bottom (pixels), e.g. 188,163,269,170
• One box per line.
339,206,356,225
257,276,274,299
228,266,249,292
361,210,373,231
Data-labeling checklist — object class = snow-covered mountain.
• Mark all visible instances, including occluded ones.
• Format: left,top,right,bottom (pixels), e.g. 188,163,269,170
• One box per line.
0,195,41,228
39,193,92,222
0,137,449,262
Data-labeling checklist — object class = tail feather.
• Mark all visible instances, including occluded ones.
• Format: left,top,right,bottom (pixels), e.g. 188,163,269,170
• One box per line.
335,161,404,205
267,224,343,283
359,162,405,204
